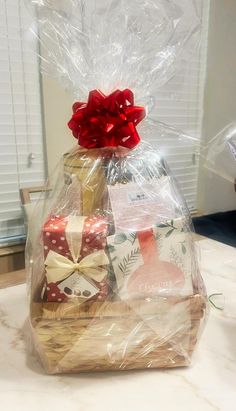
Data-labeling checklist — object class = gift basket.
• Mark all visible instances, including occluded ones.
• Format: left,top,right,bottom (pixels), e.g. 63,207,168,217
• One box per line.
26,0,208,374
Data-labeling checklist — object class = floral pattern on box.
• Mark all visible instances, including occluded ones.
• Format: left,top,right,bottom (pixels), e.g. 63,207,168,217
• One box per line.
107,218,194,299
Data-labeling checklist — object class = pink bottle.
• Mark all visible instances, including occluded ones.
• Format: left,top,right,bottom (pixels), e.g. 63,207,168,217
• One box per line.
127,229,185,297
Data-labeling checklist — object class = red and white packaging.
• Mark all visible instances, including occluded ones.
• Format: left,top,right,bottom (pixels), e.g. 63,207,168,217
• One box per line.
42,214,109,303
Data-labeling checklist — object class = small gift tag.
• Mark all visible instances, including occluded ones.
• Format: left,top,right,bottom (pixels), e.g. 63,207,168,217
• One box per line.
108,176,176,232
58,272,99,299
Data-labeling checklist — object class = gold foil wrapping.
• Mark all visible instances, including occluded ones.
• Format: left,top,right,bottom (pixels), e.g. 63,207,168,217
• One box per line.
63,149,106,215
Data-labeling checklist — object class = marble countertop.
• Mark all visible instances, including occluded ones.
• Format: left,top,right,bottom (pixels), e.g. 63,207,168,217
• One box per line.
1,238,236,411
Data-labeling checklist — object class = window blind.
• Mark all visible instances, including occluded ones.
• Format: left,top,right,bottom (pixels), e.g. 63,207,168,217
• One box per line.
0,0,45,245
153,0,210,211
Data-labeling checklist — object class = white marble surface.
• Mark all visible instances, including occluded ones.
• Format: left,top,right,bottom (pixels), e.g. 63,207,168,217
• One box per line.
0,238,236,411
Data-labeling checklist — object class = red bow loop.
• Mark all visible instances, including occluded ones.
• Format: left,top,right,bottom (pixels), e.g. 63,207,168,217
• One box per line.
68,89,146,149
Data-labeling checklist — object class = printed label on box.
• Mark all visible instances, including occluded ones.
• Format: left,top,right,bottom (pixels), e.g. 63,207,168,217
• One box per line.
58,272,99,299
108,176,176,231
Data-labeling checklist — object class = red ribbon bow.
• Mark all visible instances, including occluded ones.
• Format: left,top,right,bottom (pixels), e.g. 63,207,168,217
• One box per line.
68,89,146,149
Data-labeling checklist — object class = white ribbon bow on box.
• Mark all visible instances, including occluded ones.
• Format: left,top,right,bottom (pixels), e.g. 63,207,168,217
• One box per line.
45,249,109,284
44,215,109,291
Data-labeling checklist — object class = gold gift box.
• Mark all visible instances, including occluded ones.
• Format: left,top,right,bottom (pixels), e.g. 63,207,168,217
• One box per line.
63,148,107,215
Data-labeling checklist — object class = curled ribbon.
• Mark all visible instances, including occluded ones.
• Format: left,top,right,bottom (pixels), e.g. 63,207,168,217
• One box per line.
68,89,146,149
45,250,109,284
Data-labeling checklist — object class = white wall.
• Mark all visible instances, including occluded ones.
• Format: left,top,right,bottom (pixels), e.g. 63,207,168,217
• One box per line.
198,0,236,214
42,77,74,174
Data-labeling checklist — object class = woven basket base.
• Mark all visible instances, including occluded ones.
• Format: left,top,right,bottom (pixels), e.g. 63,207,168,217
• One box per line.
31,294,206,374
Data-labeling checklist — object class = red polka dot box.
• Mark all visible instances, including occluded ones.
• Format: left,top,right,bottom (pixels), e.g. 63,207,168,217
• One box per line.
42,215,109,303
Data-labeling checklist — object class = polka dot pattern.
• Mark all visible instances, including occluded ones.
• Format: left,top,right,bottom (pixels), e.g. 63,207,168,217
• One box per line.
43,215,71,260
46,282,67,302
43,214,109,303
81,216,108,258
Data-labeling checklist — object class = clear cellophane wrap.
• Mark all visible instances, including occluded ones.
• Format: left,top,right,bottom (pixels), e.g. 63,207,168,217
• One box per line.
25,0,212,374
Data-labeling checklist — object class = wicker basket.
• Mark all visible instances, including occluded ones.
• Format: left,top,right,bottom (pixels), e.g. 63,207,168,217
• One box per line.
31,292,206,374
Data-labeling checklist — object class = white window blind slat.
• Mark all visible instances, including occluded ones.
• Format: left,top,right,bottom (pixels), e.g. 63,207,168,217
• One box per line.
0,155,44,164
1,192,24,202
0,201,22,211
0,211,23,221
0,0,45,245
0,142,43,152
0,164,44,174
